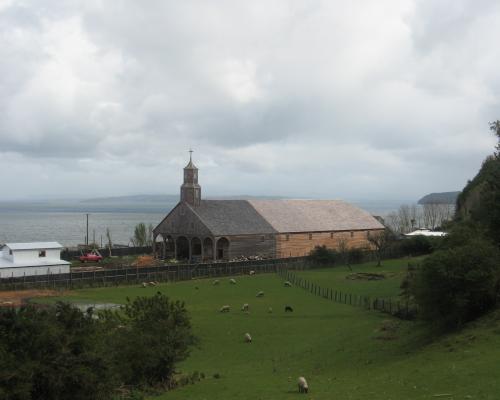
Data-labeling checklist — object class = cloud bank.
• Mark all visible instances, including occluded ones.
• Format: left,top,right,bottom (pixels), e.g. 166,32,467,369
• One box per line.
1,0,499,201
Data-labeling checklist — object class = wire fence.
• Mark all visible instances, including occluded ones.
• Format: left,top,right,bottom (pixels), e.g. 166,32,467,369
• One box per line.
277,268,417,320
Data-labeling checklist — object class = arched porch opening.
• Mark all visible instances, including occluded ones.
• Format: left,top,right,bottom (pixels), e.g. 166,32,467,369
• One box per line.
203,237,214,261
216,237,230,261
191,237,202,263
176,236,190,261
164,235,175,259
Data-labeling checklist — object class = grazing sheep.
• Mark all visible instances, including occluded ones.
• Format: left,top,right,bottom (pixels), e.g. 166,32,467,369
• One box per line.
241,303,249,312
219,305,230,313
268,307,273,313
229,278,237,284
284,281,292,287
285,305,294,312
141,282,147,288
298,376,308,393
244,333,252,343
256,291,264,297
249,270,255,275
213,279,220,285
148,281,157,286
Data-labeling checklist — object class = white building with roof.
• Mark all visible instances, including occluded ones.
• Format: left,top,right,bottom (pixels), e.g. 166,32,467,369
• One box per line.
0,242,70,278
404,229,447,237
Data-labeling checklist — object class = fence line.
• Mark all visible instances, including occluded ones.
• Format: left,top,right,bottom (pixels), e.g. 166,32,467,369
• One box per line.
276,267,417,320
0,257,307,291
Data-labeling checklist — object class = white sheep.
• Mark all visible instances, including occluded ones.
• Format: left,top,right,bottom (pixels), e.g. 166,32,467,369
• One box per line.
148,281,157,286
219,305,230,313
229,278,237,284
213,279,220,285
249,270,255,275
298,376,309,393
141,282,147,288
256,291,264,297
244,333,252,343
241,303,249,312
284,281,292,287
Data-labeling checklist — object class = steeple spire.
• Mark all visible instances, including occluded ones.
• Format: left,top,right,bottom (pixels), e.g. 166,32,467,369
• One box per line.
180,150,201,206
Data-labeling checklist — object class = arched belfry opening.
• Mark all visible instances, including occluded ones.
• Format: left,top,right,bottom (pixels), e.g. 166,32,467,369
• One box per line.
180,149,201,207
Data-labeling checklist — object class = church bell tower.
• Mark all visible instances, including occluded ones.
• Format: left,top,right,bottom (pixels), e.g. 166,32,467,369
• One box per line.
180,150,201,207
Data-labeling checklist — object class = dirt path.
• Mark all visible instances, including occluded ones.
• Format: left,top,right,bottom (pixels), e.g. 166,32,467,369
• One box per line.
0,289,64,307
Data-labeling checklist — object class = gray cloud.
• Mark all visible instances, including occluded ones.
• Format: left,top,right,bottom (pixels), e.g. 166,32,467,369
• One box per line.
0,0,498,201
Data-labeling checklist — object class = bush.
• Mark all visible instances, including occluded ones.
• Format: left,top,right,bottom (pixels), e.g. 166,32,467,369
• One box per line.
347,248,364,264
308,245,337,265
106,292,197,388
0,303,116,400
398,235,443,256
0,294,197,399
411,235,500,330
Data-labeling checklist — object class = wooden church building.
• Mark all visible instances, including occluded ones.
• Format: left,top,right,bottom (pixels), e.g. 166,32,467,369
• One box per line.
153,155,384,262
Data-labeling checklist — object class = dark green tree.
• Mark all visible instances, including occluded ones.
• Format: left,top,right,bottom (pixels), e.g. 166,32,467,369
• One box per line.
410,231,500,330
108,292,197,388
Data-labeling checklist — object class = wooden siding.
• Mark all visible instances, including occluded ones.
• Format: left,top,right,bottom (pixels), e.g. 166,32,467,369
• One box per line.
154,202,212,238
224,234,276,259
275,229,384,258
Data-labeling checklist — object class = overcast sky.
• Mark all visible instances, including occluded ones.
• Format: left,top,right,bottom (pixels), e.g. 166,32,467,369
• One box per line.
1,0,499,202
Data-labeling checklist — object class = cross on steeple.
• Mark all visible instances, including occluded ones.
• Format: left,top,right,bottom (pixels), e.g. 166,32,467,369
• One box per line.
189,148,193,162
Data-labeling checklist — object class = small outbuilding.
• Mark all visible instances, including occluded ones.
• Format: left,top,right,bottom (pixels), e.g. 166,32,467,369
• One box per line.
404,229,447,237
0,242,70,278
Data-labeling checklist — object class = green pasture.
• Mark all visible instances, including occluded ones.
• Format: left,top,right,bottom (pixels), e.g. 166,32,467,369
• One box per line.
40,257,500,399
295,256,427,299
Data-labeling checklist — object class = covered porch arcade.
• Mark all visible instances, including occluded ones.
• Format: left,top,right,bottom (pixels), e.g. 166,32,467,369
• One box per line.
153,233,230,262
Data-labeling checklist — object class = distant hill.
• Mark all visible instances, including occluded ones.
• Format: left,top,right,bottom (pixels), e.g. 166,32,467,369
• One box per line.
81,194,287,203
417,191,460,205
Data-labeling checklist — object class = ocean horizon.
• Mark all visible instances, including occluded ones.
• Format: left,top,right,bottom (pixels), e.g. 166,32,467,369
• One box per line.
0,197,409,247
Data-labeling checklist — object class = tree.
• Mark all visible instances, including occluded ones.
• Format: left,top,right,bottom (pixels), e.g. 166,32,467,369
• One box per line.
132,223,148,247
367,229,395,266
411,234,500,330
0,303,116,400
105,227,113,257
107,292,197,387
336,236,352,271
490,120,500,155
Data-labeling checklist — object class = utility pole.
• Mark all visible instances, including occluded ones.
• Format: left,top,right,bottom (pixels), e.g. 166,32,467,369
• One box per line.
86,213,89,247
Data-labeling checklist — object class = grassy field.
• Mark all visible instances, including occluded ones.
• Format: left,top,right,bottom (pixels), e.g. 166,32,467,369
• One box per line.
294,256,427,299
38,257,500,399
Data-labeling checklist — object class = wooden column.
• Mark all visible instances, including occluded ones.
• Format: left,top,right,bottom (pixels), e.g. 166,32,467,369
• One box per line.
174,237,178,260
162,237,167,259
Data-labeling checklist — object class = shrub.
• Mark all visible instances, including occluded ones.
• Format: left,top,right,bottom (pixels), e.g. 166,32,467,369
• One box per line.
411,235,500,330
107,292,197,388
347,248,364,264
309,245,337,265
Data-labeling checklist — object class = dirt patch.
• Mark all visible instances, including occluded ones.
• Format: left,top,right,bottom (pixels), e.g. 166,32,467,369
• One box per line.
0,289,63,307
374,319,400,341
346,272,386,281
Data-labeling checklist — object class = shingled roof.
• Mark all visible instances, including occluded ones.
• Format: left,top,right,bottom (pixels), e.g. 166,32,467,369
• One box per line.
189,200,276,236
248,199,384,233
188,199,383,235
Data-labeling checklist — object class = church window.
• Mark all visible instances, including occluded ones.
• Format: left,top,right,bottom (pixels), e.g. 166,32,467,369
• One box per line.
351,231,354,238
261,235,265,242
309,233,312,240
330,232,334,239
285,234,290,241
38,250,46,257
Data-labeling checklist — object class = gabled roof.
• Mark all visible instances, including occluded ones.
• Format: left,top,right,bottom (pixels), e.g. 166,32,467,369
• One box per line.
247,199,384,233
189,200,276,236
5,242,64,250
